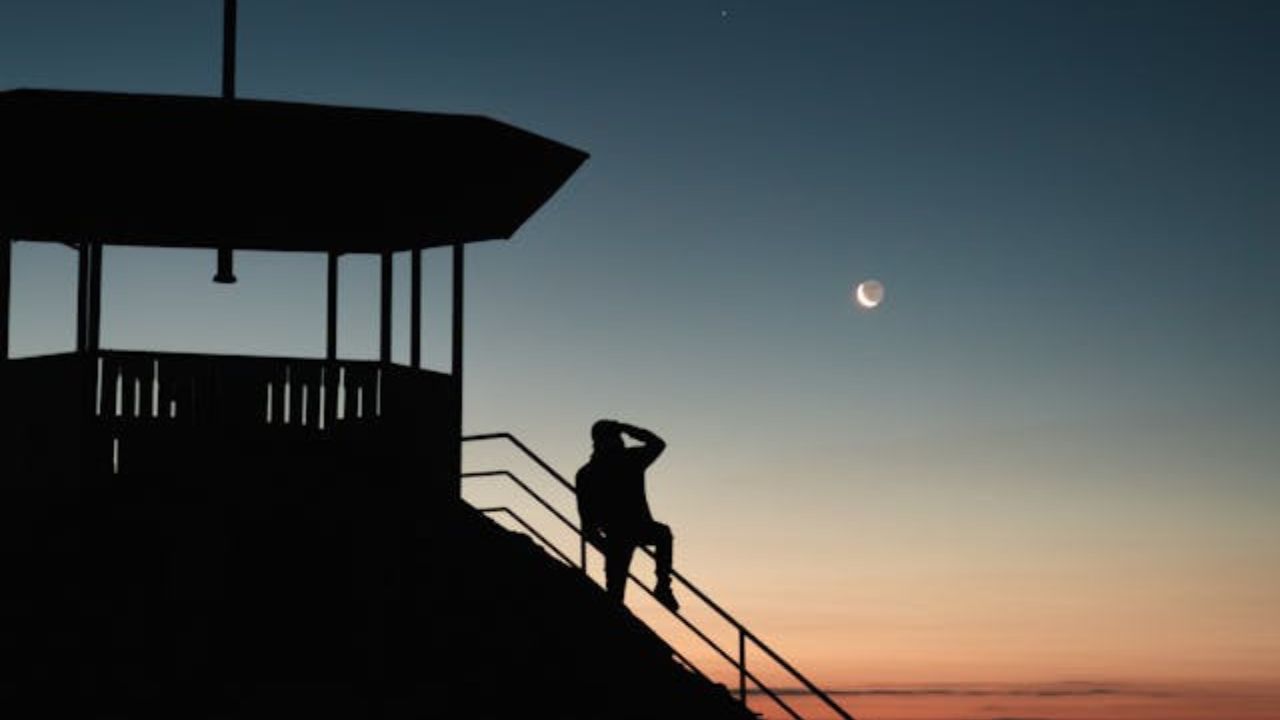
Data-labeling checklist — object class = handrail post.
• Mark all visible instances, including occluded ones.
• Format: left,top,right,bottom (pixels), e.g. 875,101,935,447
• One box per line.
580,536,587,572
739,628,747,702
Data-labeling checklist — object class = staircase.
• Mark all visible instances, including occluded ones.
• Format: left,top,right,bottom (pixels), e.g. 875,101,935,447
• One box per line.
462,432,858,720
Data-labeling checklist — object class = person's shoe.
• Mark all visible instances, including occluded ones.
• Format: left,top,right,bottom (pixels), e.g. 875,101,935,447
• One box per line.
654,583,680,612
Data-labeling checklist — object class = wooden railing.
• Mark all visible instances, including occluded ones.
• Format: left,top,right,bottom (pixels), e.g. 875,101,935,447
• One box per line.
2,350,458,486
95,351,388,430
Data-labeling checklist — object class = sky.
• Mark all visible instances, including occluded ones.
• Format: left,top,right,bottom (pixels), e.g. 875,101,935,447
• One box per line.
2,1,1278,717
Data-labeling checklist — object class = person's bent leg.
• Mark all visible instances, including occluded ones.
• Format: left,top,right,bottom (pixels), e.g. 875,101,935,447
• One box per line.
642,522,679,611
604,537,636,603
649,522,674,584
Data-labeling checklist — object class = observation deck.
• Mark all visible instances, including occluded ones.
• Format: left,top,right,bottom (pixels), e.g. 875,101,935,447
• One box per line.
0,87,586,497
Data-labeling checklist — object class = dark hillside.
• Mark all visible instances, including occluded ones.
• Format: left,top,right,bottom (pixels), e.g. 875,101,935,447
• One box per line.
0,487,752,720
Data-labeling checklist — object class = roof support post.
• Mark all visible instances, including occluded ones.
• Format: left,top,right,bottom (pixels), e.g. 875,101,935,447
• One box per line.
88,242,102,352
76,242,89,352
410,248,422,369
325,250,340,430
326,251,338,361
450,241,465,497
451,242,464,388
0,238,10,360
380,250,392,364
77,241,103,353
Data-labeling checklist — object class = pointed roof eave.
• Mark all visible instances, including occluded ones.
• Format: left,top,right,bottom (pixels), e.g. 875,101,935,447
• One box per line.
0,89,588,252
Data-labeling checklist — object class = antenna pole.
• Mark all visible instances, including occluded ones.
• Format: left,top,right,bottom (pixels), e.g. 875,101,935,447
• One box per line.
222,0,237,99
215,0,238,283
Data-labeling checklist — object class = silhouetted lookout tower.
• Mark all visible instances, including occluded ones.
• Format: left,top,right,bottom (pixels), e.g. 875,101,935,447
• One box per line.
0,88,586,493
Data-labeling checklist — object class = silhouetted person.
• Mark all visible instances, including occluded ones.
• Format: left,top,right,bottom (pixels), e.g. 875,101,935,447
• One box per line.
577,420,679,611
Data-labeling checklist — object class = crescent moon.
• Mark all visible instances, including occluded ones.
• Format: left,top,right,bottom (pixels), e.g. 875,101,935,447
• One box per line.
854,280,882,309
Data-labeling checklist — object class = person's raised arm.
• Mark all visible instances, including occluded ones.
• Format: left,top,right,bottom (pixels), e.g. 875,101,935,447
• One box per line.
619,422,665,466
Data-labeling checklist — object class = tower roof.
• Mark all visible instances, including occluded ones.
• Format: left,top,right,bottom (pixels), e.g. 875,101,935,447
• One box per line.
0,89,587,252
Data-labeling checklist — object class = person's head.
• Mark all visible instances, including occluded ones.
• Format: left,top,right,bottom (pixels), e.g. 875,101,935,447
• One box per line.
591,420,624,454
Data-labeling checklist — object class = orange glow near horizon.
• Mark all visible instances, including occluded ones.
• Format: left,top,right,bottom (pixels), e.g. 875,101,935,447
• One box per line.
466,432,1280,717
742,682,1280,720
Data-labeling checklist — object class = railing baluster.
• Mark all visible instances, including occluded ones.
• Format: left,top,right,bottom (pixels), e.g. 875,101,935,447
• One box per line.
288,364,304,425
146,359,158,417
323,364,337,430
739,628,747,702
113,364,124,416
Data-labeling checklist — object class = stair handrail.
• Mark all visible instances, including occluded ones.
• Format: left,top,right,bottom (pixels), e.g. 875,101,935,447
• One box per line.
463,469,807,720
473,505,577,567
464,432,590,567
462,432,856,720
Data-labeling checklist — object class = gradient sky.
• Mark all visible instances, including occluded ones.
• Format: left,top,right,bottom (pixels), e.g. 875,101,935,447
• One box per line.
2,0,1278,709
